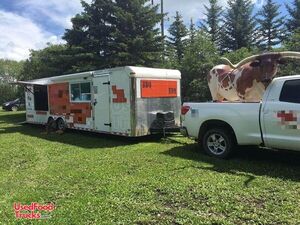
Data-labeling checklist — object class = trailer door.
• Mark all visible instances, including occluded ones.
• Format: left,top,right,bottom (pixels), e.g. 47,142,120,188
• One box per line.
93,75,111,132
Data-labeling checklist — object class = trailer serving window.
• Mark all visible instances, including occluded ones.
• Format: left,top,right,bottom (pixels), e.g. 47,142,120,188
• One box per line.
34,85,49,111
70,82,91,102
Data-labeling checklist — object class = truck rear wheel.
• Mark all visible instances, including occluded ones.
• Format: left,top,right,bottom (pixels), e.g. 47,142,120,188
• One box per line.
202,128,234,159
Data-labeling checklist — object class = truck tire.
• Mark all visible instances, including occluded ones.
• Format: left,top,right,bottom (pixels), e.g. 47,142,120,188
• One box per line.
202,128,234,159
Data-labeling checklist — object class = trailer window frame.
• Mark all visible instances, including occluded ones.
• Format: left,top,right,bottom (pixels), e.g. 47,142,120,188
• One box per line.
70,81,92,103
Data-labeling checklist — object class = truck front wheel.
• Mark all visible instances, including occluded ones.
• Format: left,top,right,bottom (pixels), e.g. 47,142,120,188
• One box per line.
202,128,234,159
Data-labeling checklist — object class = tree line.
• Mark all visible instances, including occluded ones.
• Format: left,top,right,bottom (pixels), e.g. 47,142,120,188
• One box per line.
1,0,300,104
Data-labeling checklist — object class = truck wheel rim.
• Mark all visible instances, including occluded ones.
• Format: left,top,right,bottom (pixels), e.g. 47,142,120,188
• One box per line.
12,106,17,111
207,134,227,155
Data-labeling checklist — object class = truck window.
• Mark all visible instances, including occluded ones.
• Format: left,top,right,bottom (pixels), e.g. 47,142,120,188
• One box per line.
279,79,300,104
70,82,91,102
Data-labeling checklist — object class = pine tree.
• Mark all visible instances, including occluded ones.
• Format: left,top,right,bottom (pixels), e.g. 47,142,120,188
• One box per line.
64,0,115,69
111,0,163,66
201,0,223,46
286,0,300,33
167,11,188,64
221,0,256,52
64,0,163,68
286,29,300,51
256,0,285,50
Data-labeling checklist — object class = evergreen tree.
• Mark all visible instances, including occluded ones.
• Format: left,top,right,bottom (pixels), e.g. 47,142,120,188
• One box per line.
64,0,163,68
167,11,188,64
286,0,300,33
221,0,256,52
256,0,285,50
201,0,223,46
64,0,115,69
278,29,300,77
111,0,163,66
286,29,300,51
181,31,219,101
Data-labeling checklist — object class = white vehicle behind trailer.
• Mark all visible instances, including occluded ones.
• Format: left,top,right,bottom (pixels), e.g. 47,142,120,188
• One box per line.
181,75,300,158
18,66,181,137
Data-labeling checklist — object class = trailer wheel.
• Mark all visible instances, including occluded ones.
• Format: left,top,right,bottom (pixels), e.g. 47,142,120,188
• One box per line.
47,117,57,132
202,128,234,159
56,118,66,131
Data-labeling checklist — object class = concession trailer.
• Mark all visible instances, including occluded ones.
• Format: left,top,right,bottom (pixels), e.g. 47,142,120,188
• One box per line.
18,66,181,137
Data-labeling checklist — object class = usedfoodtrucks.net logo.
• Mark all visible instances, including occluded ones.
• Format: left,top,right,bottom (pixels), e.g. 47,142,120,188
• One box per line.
14,202,55,219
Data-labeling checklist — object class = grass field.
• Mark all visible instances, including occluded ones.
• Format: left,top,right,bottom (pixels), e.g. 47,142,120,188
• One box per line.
1,110,300,225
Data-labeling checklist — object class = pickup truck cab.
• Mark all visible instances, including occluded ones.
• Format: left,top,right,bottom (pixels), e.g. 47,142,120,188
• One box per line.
181,75,300,158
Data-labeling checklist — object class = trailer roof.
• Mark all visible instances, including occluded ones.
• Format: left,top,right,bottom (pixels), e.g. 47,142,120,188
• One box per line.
127,66,181,79
15,66,181,85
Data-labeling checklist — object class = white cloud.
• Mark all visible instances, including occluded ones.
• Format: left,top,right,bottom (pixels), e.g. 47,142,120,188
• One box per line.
17,0,92,29
0,10,64,61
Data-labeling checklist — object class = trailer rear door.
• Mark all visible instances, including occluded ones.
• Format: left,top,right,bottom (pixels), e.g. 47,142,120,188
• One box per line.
93,75,111,132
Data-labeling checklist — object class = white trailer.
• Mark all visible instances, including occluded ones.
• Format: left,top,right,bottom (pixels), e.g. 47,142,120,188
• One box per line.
18,66,181,137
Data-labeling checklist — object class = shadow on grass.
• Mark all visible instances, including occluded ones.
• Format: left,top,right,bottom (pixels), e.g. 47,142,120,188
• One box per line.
0,112,164,149
163,143,300,183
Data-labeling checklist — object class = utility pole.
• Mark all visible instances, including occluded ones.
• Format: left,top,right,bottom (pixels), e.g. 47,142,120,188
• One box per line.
151,0,165,61
151,0,164,38
161,0,164,39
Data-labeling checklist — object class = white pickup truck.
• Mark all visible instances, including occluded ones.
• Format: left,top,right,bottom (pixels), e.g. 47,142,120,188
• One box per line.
181,75,300,158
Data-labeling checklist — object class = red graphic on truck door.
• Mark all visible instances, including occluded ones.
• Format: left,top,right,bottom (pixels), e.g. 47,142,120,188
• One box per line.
141,80,177,98
276,110,300,129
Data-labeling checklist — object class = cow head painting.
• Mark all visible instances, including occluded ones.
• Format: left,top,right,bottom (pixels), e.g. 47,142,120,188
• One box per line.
208,52,300,102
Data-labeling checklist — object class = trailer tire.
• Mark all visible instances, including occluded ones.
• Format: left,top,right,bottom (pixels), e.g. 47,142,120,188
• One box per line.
56,118,66,131
47,117,57,132
202,128,234,159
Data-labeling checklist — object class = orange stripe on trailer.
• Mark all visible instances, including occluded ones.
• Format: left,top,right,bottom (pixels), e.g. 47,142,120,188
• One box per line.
141,80,177,98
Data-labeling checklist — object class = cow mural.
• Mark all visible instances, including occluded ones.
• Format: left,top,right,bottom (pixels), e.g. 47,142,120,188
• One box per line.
208,52,300,102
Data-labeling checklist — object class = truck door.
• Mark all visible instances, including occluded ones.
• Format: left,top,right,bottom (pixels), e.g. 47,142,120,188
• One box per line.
93,75,111,133
262,79,300,151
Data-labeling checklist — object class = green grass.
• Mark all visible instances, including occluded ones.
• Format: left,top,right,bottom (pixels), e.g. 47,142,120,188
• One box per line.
1,110,300,225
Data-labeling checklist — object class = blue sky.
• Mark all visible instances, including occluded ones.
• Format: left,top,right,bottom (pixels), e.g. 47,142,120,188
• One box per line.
0,0,293,61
